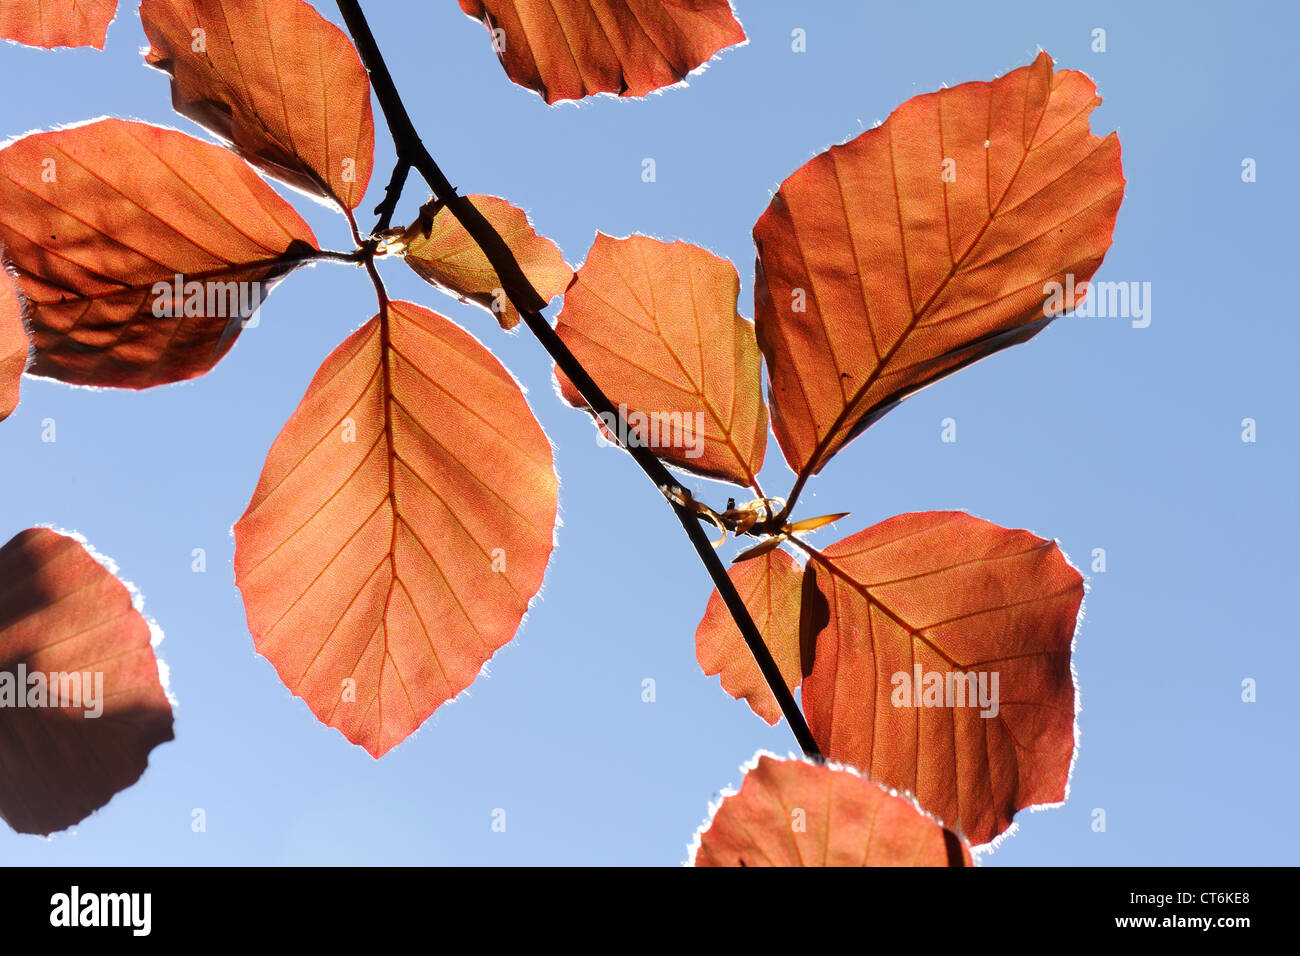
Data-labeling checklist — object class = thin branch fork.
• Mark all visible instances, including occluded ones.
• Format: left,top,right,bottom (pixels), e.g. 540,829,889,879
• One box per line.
335,0,821,761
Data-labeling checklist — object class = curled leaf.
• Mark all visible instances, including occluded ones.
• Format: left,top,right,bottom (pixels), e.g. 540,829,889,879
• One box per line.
459,0,746,104
691,754,972,866
801,511,1084,846
398,195,572,331
0,528,174,836
0,0,116,50
755,51,1124,480
0,119,318,388
142,0,376,210
234,301,558,758
555,234,768,486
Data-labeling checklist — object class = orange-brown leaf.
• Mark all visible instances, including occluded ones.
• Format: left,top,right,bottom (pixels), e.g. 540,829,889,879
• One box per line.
459,0,745,104
801,512,1083,846
0,273,26,422
555,234,767,486
142,0,376,210
695,548,802,725
233,301,558,758
0,119,318,388
0,0,116,50
399,195,572,331
755,51,1124,479
692,754,972,866
0,528,174,836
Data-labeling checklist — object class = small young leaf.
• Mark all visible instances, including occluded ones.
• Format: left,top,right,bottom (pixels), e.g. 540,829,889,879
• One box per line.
0,273,26,422
233,301,558,758
398,195,572,331
0,528,174,836
459,0,746,104
695,548,803,725
788,512,849,534
691,754,972,866
0,0,116,50
555,234,768,487
0,119,318,388
731,533,785,563
755,51,1124,480
800,511,1083,846
141,0,376,211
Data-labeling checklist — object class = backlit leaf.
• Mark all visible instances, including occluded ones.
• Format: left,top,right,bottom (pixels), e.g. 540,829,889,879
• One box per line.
0,0,116,50
459,0,746,104
800,511,1083,846
142,0,376,210
695,548,803,725
233,300,558,758
691,754,972,866
0,273,26,422
754,51,1124,479
555,234,767,486
398,194,572,331
0,528,174,836
0,118,318,388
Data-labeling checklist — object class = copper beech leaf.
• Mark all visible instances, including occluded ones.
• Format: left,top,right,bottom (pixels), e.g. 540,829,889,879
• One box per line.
691,754,972,867
141,0,376,211
555,234,767,486
0,272,26,422
459,0,745,104
695,548,803,725
0,0,116,50
233,300,558,758
755,51,1125,480
801,511,1083,846
397,194,572,331
0,528,174,836
0,118,318,388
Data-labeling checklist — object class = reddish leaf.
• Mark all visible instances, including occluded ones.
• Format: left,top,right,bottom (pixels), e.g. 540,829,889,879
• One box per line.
459,0,746,104
396,194,572,331
692,754,972,866
0,273,26,422
0,118,318,388
555,234,767,486
695,548,803,725
233,300,558,758
755,52,1124,480
0,0,116,50
800,512,1083,846
142,0,376,211
0,528,174,836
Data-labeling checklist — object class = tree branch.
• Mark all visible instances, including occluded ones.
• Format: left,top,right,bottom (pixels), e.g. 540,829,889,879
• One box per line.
370,157,411,238
336,0,821,761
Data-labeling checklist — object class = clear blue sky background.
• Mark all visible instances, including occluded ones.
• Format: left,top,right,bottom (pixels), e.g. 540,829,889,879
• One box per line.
1,0,1294,866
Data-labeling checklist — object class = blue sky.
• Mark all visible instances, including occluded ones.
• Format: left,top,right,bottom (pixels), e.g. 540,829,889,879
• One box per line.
1,0,1295,865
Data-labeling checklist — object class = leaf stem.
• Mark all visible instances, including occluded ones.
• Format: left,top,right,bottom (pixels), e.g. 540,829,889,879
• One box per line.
313,247,371,265
335,0,821,760
779,472,811,525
